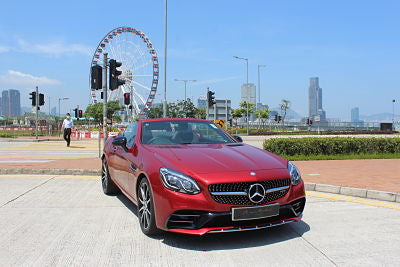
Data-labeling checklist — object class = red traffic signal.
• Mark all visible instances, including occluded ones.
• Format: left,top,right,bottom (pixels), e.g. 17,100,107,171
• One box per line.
124,93,130,105
78,110,83,118
109,59,125,90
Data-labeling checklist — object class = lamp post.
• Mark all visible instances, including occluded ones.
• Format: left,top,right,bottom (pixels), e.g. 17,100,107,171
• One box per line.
257,65,266,110
162,0,168,118
393,99,396,130
174,79,196,102
58,97,69,136
233,56,250,135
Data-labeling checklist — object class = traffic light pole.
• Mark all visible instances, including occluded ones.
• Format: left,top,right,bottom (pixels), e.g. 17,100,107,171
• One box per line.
102,53,108,151
35,86,39,140
206,87,209,120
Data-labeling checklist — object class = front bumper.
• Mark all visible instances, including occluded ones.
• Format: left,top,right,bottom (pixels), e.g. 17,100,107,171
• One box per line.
165,198,305,235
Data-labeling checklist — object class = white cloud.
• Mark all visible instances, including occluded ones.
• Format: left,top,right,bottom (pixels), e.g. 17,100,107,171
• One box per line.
17,39,92,56
0,45,10,53
0,70,61,86
195,76,240,85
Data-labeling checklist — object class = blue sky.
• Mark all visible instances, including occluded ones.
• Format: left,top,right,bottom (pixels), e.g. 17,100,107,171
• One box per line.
0,0,399,119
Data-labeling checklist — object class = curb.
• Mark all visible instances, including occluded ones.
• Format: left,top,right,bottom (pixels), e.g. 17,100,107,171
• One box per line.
0,168,101,176
305,182,400,203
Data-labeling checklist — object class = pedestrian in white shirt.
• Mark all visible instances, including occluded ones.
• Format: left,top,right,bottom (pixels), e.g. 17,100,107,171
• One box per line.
62,113,74,147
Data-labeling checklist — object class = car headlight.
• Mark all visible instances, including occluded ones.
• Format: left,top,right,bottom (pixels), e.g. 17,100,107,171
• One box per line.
159,167,201,194
288,161,302,186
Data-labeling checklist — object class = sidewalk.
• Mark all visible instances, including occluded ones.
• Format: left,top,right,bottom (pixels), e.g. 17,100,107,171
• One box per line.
295,159,400,193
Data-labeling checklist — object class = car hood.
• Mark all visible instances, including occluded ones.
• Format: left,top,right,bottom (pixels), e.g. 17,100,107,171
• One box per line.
146,143,287,174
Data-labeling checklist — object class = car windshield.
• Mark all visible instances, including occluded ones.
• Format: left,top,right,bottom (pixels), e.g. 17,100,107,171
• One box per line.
141,120,236,145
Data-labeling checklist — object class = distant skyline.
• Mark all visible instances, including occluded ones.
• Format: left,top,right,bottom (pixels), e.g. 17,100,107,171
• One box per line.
0,0,399,119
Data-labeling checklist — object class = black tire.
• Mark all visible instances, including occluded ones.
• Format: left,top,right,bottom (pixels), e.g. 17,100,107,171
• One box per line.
101,157,120,195
137,177,159,235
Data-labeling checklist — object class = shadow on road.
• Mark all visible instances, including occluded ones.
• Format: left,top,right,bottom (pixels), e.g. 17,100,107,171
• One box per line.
116,193,310,251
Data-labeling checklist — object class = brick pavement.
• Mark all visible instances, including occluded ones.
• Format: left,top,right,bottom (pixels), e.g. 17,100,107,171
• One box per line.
296,159,400,193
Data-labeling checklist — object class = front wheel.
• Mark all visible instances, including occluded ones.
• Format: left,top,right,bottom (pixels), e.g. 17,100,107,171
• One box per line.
137,177,159,235
101,158,120,195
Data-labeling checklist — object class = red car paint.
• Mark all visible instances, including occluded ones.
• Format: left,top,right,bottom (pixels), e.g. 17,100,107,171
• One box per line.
103,118,306,235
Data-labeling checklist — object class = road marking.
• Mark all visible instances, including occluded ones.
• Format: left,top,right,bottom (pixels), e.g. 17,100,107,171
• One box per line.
307,174,320,176
307,191,400,211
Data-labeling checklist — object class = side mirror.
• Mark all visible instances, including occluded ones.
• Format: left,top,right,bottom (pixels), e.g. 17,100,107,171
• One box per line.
233,135,243,143
112,136,128,151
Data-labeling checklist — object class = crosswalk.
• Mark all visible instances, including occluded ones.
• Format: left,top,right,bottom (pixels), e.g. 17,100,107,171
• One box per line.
0,140,101,160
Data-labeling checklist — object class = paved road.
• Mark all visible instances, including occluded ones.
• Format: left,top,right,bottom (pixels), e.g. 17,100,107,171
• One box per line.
0,174,399,266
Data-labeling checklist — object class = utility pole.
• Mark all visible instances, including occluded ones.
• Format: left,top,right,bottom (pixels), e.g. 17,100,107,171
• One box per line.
102,53,108,150
162,0,168,118
233,56,250,135
35,86,39,139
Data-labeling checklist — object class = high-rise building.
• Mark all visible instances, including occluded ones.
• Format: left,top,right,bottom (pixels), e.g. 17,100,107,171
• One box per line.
197,95,206,109
1,89,21,117
50,106,57,116
241,83,256,104
308,77,326,122
351,107,360,122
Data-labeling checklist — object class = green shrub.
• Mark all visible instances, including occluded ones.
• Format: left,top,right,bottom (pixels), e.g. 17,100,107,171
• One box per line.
263,137,400,156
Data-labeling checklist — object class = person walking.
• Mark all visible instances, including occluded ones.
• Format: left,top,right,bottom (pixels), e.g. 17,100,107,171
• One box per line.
62,113,74,147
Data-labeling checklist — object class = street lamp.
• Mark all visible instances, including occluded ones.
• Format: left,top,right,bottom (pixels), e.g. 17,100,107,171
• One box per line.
233,55,250,135
257,65,266,110
163,0,168,118
58,97,69,136
174,79,196,102
393,99,396,130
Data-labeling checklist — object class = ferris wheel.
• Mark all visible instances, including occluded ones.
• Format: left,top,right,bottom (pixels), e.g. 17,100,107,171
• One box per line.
90,26,159,116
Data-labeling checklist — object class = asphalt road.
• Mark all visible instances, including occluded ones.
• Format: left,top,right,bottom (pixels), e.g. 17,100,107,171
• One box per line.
0,174,399,266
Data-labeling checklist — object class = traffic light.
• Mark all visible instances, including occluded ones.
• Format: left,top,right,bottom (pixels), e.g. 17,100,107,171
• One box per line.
91,64,102,90
39,93,45,106
124,93,130,105
29,92,36,106
73,108,78,118
207,91,216,107
109,59,125,90
78,110,83,118
274,114,278,122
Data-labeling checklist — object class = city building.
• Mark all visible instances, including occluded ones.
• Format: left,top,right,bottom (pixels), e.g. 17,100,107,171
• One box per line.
241,83,256,104
351,107,360,122
308,77,326,122
1,89,21,117
50,107,57,116
197,95,206,109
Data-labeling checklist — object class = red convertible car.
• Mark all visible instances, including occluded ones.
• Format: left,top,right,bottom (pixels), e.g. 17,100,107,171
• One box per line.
102,118,305,235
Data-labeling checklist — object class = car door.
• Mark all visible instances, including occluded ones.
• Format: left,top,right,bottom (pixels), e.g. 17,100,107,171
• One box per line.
112,123,139,195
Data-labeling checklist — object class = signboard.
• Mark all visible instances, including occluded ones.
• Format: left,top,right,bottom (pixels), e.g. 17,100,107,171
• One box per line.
215,119,225,128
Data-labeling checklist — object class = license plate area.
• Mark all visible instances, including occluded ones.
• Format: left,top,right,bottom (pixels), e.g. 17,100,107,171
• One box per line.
232,203,280,221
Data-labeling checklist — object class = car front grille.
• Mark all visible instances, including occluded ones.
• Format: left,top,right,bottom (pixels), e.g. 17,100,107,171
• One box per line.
208,178,290,205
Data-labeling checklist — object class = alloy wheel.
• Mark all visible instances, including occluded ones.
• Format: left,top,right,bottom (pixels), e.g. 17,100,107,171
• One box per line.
138,182,152,230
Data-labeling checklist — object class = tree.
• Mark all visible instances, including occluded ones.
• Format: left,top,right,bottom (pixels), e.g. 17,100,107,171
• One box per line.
239,101,256,123
254,107,272,126
85,100,123,126
279,99,291,126
148,105,163,119
231,108,243,127
195,108,206,119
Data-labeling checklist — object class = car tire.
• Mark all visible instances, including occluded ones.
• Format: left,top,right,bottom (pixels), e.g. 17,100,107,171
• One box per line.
101,157,120,195
137,177,159,235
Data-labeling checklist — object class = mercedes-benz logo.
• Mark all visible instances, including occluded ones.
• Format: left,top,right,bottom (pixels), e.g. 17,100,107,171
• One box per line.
248,183,265,203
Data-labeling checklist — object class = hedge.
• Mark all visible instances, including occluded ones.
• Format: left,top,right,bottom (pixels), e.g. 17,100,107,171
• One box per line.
251,130,398,136
263,137,400,156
